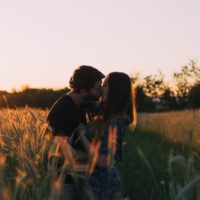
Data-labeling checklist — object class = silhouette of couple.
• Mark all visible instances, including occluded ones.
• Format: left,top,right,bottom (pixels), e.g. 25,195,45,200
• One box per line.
46,65,136,200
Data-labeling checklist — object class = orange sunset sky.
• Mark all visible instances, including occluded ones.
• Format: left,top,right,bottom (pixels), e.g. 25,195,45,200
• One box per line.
0,0,200,91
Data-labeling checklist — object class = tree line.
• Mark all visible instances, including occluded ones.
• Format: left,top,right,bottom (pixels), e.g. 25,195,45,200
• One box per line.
0,61,200,112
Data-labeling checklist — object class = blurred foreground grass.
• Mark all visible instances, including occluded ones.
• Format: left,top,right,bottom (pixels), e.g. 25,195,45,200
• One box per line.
1,108,200,200
118,129,200,200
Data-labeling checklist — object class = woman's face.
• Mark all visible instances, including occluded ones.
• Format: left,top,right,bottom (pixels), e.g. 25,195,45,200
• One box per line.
102,76,109,102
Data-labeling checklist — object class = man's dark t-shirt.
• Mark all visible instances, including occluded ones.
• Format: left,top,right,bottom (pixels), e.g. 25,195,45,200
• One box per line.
47,94,86,138
47,94,87,185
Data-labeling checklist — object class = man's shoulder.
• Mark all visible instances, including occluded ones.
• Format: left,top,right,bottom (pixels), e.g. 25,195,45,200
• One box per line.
56,94,72,103
51,94,74,109
47,94,76,119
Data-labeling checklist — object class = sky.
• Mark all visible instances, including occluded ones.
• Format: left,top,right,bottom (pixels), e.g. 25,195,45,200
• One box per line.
0,0,200,91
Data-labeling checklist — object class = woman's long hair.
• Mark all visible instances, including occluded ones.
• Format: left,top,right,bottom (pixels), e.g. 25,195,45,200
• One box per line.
103,72,137,130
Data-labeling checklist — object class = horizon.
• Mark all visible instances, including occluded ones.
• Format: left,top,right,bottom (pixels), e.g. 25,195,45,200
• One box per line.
0,62,195,93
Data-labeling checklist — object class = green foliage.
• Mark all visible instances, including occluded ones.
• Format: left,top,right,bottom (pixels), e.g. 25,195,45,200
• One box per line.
143,71,166,97
188,83,200,108
135,86,155,112
173,60,200,109
0,88,69,108
117,130,200,200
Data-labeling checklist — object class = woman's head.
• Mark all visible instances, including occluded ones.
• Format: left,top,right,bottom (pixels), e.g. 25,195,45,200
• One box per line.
102,72,137,129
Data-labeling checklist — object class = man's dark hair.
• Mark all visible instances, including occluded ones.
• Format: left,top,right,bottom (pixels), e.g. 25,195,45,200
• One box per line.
69,65,105,92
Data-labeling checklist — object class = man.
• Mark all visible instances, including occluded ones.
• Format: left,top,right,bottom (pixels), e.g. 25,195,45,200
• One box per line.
47,65,104,138
46,65,105,199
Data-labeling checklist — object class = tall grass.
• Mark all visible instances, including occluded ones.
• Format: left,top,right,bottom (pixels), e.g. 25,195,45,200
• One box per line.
0,108,86,200
117,109,200,200
0,108,119,200
1,108,200,199
137,109,200,148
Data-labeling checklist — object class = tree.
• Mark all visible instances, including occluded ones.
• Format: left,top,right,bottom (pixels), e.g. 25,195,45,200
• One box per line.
143,71,166,98
130,73,156,112
173,60,200,109
160,88,178,110
135,86,155,112
0,87,70,108
188,83,200,108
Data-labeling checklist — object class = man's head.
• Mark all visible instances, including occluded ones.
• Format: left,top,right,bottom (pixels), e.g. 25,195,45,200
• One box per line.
69,65,105,101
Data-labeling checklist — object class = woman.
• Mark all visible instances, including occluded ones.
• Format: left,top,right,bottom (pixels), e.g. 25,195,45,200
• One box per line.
88,72,137,200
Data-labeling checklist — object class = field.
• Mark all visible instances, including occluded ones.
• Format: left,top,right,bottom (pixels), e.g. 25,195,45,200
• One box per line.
119,109,200,200
0,108,200,200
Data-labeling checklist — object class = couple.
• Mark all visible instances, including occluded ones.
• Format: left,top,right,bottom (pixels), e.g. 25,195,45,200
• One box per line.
46,65,136,200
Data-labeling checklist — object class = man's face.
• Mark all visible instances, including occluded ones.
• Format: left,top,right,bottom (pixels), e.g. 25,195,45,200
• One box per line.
88,80,103,101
